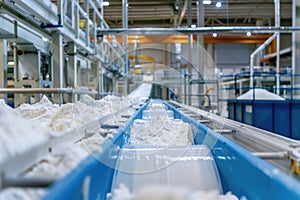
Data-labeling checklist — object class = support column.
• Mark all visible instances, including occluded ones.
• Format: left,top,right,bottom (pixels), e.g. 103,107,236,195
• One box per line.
84,0,90,47
197,0,204,47
187,0,192,105
197,0,205,99
95,60,101,100
0,40,7,100
37,50,41,101
68,41,77,102
74,0,79,39
293,0,300,97
100,66,104,97
123,0,128,95
188,35,193,106
187,0,192,26
52,31,64,104
13,44,20,107
275,0,281,95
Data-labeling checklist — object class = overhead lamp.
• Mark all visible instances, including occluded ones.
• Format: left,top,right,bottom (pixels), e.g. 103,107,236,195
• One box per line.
191,24,196,28
216,2,222,8
203,0,212,5
102,1,110,6
7,61,14,66
246,32,252,36
212,33,217,37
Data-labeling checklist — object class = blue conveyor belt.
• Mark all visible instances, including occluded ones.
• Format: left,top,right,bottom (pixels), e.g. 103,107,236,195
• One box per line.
42,100,300,200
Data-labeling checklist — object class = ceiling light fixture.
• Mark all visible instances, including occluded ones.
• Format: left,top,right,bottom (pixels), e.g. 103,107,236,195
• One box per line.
7,61,14,66
246,32,252,36
102,1,110,6
212,33,217,37
191,24,196,28
216,2,222,8
203,0,212,5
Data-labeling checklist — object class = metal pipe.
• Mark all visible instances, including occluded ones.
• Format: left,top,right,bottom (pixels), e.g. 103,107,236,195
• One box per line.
250,33,277,89
73,0,89,20
85,0,90,47
187,0,192,27
0,39,7,101
252,151,287,159
275,0,281,95
122,0,128,32
0,88,98,95
292,0,300,97
184,73,187,104
197,0,205,107
104,39,123,59
97,26,300,35
123,0,129,95
2,176,55,187
177,0,188,27
188,35,193,106
89,0,109,28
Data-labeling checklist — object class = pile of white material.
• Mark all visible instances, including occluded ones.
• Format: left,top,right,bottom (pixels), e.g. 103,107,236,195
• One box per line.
0,99,14,112
48,102,103,133
130,118,192,146
16,95,60,126
237,89,285,100
16,94,132,178
0,104,50,163
80,94,129,113
111,184,241,200
80,94,118,106
16,94,130,133
0,94,134,200
25,133,104,178
0,188,46,200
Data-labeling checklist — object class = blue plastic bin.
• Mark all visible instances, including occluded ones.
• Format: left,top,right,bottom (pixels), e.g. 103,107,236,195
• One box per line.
228,100,300,139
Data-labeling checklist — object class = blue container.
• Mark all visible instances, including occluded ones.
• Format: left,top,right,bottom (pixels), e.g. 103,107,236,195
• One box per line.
252,101,273,132
274,102,291,138
242,101,253,126
227,100,235,120
291,100,300,139
235,102,243,123
228,100,300,139
43,101,300,200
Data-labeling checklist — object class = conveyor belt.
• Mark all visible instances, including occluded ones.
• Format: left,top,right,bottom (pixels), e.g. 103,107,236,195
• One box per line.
168,100,300,177
40,99,300,200
111,145,222,195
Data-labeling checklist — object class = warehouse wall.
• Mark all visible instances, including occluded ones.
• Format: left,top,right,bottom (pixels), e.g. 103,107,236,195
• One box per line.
215,44,250,68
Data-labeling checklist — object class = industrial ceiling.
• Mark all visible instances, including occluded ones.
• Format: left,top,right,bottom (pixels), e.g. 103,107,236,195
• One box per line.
103,0,292,28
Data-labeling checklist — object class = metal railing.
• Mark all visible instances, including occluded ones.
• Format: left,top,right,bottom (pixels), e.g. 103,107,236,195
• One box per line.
219,72,300,101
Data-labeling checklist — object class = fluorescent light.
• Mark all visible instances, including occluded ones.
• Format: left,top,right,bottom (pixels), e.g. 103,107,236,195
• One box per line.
102,1,109,6
246,32,252,36
203,0,212,5
216,2,222,8
7,61,14,66
212,33,217,37
191,24,196,28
